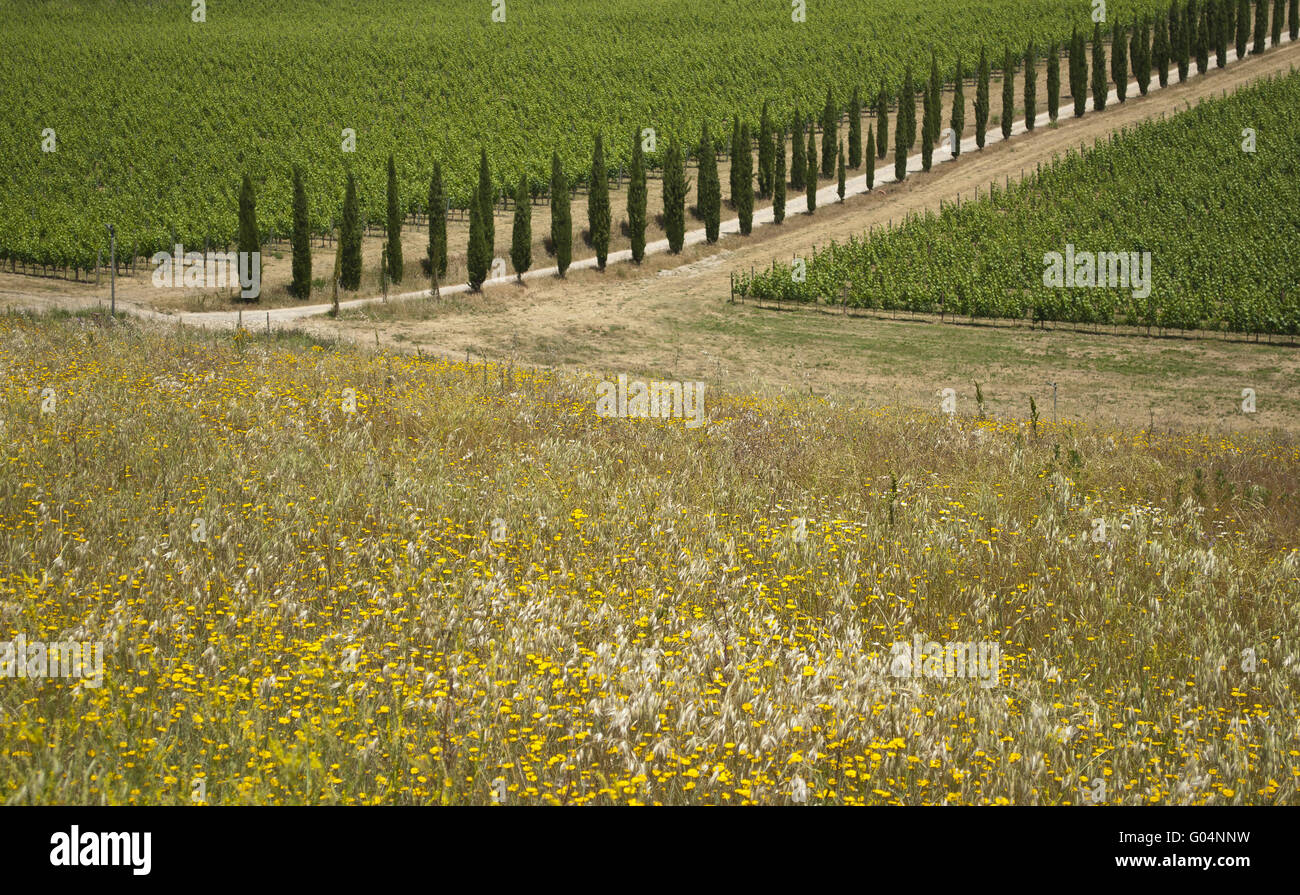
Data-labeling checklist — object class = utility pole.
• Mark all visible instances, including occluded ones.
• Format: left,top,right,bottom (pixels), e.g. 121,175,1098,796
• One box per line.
107,224,116,315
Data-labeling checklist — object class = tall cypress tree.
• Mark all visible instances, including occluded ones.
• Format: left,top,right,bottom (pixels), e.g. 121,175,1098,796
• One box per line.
875,84,890,159
1196,1,1210,73
790,111,806,191
550,152,571,277
588,133,610,270
663,138,686,254
737,123,755,234
836,139,846,200
1177,1,1191,78
847,86,862,169
773,128,787,223
340,171,360,291
894,99,908,180
928,51,943,143
975,45,991,145
1252,0,1266,54
1024,42,1038,128
510,172,531,281
1272,0,1284,45
864,125,876,189
729,115,741,206
699,122,721,243
466,185,488,291
758,100,775,196
921,82,934,172
820,86,837,176
478,148,494,255
627,127,647,263
1112,22,1128,103
1046,42,1060,120
1071,27,1089,116
385,154,403,284
1092,23,1108,111
951,56,966,153
1237,0,1250,58
1156,12,1172,85
237,173,260,300
290,165,311,299
1214,0,1228,66
1135,18,1152,95
902,67,916,149
1001,47,1015,138
805,127,817,212
426,161,447,279
1290,0,1298,41
1227,0,1238,48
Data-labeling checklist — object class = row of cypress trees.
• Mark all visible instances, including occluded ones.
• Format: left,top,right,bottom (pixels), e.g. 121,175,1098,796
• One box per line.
254,0,1290,298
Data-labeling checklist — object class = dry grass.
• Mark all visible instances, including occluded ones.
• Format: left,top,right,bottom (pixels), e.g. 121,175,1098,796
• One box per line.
1,312,1297,804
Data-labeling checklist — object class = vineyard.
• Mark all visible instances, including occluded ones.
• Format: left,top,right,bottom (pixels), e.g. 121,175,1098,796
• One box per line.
1,0,1177,272
735,68,1300,336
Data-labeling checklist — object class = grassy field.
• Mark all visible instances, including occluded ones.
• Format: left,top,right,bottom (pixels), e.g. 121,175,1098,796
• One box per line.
2,312,1297,804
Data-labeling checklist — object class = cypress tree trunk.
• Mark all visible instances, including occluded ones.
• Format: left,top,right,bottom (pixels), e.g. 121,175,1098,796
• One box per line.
875,84,890,159
758,100,775,197
385,154,403,284
790,112,806,192
738,123,755,234
550,152,572,277
975,45,991,145
588,133,610,270
1092,24,1108,111
820,87,837,177
805,128,817,212
627,127,647,263
1046,44,1060,121
1024,42,1038,127
510,172,531,281
773,129,787,223
1001,47,1015,138
864,125,875,189
340,171,361,291
951,56,965,152
237,173,260,301
663,139,686,253
291,165,311,299
1237,0,1250,58
478,148,494,255
1112,22,1128,103
847,86,862,169
894,102,907,180
467,185,488,291
699,122,721,243
426,161,447,279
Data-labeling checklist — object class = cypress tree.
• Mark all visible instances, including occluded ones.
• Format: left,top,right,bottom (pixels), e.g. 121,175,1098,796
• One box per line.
510,172,531,281
729,115,741,206
847,86,862,169
1156,13,1171,85
663,138,686,253
699,122,721,243
790,111,806,191
975,45,991,146
1177,2,1191,79
1024,42,1038,128
1001,47,1015,138
1112,22,1128,103
921,83,934,172
237,173,260,300
1196,1,1210,73
1273,0,1284,45
737,123,755,235
627,127,647,263
1253,0,1266,54
894,100,908,180
1135,18,1153,94
1046,43,1060,120
928,51,942,143
773,128,787,223
1291,0,1298,41
1237,0,1250,58
875,84,890,159
836,139,846,200
902,67,916,149
758,100,775,196
426,162,447,279
805,127,817,212
385,154,403,284
478,148,494,255
1227,0,1239,48
1214,0,1228,66
1071,27,1089,116
951,56,965,153
864,125,876,189
550,152,572,277
588,133,610,270
820,86,837,176
466,185,488,291
340,171,360,291
290,165,311,299
1092,24,1108,111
